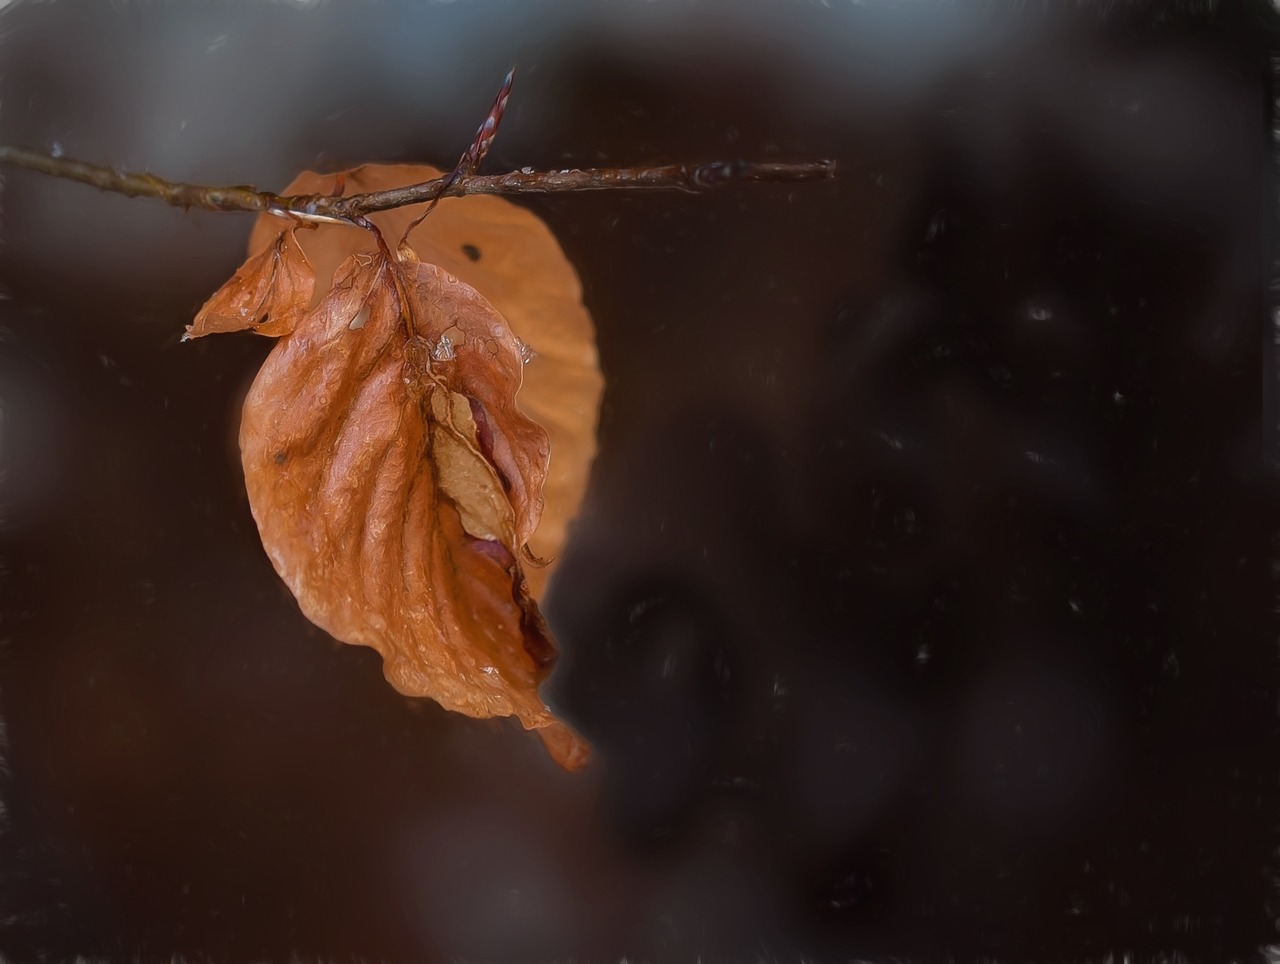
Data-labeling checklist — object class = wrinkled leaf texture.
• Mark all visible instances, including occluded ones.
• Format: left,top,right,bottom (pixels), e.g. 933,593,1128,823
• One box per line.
188,164,602,769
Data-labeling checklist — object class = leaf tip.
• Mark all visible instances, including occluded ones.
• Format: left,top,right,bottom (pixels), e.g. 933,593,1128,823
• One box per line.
537,721,590,771
521,544,551,569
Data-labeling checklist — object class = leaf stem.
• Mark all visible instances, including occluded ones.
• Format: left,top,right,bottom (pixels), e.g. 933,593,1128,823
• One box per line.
352,214,418,341
0,144,836,222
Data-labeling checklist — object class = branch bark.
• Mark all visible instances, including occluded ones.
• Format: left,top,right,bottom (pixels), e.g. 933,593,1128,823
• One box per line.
0,144,836,224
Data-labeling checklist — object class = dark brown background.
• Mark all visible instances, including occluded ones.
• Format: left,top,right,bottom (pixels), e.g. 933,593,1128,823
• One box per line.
0,1,1276,961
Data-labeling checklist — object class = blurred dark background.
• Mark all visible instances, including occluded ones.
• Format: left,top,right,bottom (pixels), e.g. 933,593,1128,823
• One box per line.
0,0,1277,961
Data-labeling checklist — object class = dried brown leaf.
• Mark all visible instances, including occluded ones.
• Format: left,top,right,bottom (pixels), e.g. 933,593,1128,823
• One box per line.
236,250,584,767
194,164,602,769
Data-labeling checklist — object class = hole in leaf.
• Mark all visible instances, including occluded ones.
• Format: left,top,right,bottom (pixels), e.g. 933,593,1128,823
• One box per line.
433,324,465,361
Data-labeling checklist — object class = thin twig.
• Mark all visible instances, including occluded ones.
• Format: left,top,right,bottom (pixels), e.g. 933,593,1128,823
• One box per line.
403,66,516,238
0,144,837,224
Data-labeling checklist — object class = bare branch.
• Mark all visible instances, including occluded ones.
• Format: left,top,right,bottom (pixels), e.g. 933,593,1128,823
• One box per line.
0,144,837,224
0,144,281,213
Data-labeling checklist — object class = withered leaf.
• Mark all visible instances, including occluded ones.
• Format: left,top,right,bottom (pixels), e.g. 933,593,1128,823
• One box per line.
187,229,314,338
190,165,601,770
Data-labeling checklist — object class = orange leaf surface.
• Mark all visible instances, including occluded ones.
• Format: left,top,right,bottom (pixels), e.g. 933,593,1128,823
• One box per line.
188,165,601,769
247,164,601,597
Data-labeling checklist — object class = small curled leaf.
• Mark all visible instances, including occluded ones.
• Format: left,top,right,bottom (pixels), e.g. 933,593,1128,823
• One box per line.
187,229,314,339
